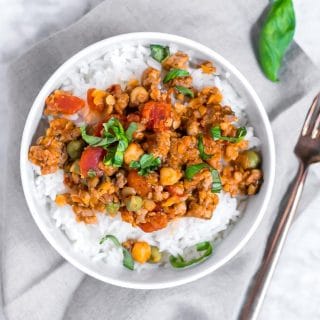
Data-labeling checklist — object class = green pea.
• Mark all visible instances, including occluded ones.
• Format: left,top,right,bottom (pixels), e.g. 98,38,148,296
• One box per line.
67,140,85,160
125,196,143,212
239,150,261,169
149,246,162,263
106,203,120,215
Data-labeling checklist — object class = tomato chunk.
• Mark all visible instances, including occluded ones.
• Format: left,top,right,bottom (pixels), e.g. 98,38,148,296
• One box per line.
138,213,168,232
87,88,107,112
79,147,106,177
141,101,171,132
127,170,151,196
45,90,84,115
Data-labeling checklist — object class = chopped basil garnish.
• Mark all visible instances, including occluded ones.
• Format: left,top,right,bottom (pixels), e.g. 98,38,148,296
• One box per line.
185,163,209,180
81,118,132,168
105,202,120,215
99,234,134,270
211,169,222,193
210,126,247,143
175,85,194,98
198,135,210,160
185,163,222,193
169,241,213,268
125,122,138,142
130,154,161,176
163,68,190,83
80,126,117,146
150,44,170,63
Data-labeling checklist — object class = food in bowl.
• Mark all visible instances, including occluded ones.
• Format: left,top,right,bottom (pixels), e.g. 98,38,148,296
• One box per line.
28,43,263,271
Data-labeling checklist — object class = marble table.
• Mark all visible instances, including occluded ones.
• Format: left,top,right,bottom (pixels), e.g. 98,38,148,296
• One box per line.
1,1,320,319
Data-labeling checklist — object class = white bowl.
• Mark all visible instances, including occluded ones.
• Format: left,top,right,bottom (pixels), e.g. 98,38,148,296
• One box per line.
20,32,275,289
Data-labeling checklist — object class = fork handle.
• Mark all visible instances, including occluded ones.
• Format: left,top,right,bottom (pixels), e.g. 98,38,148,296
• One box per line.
238,162,308,320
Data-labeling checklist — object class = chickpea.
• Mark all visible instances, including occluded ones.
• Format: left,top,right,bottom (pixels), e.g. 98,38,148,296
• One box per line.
148,246,162,263
130,86,149,106
238,150,261,169
124,143,144,165
160,167,182,186
186,121,199,136
121,187,136,197
125,195,143,212
131,241,151,264
105,94,115,106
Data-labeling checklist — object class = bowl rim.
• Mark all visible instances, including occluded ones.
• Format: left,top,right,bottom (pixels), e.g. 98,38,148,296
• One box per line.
20,32,275,289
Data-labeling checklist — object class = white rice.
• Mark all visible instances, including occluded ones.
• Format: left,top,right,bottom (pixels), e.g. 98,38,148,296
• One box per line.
33,44,260,270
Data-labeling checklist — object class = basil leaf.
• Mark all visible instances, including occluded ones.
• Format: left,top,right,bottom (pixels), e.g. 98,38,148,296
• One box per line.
99,118,129,167
103,118,126,140
198,135,211,160
125,122,138,142
185,163,222,193
103,146,117,166
129,160,140,170
122,249,135,270
211,169,222,193
210,126,221,140
175,85,194,98
170,241,213,268
80,126,117,147
99,234,121,246
163,69,190,83
113,139,127,167
258,0,295,82
129,154,161,175
150,44,170,63
99,234,134,270
185,163,209,180
210,126,247,143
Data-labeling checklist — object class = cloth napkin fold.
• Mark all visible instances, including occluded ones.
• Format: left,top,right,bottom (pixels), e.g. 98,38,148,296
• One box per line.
2,0,320,319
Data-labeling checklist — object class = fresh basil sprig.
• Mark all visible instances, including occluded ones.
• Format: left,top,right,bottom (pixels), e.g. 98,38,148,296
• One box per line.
170,241,213,268
197,135,210,160
258,0,295,82
99,234,134,270
130,154,161,176
175,85,194,98
210,126,247,143
81,118,137,168
163,68,190,83
150,44,170,63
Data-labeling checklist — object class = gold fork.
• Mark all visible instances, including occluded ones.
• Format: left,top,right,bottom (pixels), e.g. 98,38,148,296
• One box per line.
238,93,320,320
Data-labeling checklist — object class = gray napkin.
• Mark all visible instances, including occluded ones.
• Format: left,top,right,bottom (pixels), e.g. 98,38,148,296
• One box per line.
2,0,320,319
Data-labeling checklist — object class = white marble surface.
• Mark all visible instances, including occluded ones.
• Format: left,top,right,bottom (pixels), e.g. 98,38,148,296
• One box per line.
1,0,320,319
